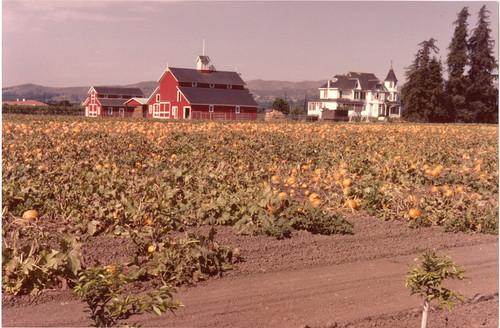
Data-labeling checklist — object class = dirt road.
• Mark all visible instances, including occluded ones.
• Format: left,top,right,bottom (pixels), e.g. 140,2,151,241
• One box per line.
2,214,498,327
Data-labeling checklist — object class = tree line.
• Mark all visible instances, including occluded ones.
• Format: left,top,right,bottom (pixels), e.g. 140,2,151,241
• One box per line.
402,5,498,123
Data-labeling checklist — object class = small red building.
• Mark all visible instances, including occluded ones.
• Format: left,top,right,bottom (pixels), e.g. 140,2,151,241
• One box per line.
147,56,258,120
82,86,144,117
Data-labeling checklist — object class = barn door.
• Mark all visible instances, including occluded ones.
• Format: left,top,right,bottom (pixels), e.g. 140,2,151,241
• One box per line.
183,106,191,119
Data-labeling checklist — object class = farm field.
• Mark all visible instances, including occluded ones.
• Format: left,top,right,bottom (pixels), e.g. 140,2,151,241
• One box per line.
2,115,499,327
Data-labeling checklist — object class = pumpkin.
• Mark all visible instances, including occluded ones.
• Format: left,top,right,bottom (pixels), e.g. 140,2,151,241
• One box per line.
408,208,420,219
345,199,357,210
22,210,39,220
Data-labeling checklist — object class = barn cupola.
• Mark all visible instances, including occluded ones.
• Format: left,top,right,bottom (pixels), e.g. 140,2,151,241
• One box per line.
197,55,211,73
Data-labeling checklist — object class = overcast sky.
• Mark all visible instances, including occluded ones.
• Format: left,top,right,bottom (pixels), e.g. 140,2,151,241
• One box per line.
2,1,499,87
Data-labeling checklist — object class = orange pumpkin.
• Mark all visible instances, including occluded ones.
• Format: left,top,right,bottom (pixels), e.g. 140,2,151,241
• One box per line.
408,208,420,219
22,210,39,220
345,199,358,210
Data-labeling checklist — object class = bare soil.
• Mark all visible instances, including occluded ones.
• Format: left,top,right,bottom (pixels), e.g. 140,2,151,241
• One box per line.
2,212,498,327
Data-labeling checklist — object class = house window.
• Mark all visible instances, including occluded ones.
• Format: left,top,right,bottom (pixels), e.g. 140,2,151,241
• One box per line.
235,106,241,114
378,105,384,115
149,105,152,114
172,106,178,119
390,107,399,115
339,90,343,98
209,83,215,88
361,92,366,100
192,82,197,87
156,94,160,102
177,91,181,102
354,91,360,99
227,84,232,89
119,108,125,117
209,105,214,113
108,107,113,115
322,90,327,98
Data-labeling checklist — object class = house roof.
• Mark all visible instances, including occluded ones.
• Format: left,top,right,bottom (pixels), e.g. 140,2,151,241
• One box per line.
384,68,398,82
178,86,258,107
163,67,247,86
321,72,387,92
90,86,144,97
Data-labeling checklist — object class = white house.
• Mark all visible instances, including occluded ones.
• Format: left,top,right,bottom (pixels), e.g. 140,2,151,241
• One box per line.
308,67,401,120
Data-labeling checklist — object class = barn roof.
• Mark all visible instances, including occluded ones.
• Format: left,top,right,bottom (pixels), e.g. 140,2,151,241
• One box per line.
125,97,149,105
90,86,144,97
97,98,130,107
178,86,258,107
165,67,246,86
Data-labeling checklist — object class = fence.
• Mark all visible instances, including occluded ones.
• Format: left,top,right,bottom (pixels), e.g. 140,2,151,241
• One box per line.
191,111,256,121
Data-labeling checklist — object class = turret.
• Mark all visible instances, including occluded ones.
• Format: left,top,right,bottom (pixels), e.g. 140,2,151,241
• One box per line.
384,65,398,90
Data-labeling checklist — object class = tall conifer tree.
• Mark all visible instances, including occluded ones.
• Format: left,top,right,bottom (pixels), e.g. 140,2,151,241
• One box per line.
446,7,470,122
428,58,447,122
402,39,445,122
466,5,498,123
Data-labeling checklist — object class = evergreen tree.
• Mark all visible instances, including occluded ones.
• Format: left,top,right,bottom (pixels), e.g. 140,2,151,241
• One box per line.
427,57,447,122
446,7,470,123
402,39,446,122
466,5,498,123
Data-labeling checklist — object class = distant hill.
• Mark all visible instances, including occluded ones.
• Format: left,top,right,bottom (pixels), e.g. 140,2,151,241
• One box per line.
2,79,324,109
2,84,89,105
245,79,324,108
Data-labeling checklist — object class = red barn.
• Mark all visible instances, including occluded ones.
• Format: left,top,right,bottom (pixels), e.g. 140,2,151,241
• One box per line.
82,86,144,117
147,56,258,120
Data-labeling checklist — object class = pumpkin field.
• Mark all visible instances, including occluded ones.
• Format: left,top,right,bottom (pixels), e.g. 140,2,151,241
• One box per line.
2,114,499,327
